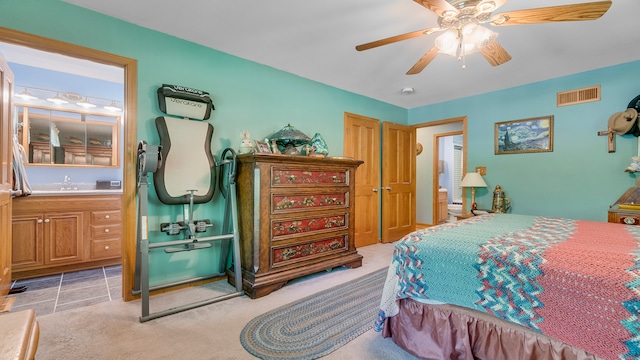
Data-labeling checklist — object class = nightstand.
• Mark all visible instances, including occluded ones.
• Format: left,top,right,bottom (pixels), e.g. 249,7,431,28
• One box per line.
609,186,640,225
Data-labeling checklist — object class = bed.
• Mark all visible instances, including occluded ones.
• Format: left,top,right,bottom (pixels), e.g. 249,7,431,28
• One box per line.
374,213,640,360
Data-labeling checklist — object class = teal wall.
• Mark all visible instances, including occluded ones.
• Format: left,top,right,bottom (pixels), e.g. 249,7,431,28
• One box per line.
3,0,638,287
409,61,640,221
1,0,406,286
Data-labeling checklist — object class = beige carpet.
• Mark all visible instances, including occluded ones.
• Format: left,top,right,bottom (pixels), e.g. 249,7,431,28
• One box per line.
35,243,421,360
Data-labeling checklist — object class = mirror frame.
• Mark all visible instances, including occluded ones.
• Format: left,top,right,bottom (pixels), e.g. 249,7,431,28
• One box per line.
16,104,121,167
0,26,138,301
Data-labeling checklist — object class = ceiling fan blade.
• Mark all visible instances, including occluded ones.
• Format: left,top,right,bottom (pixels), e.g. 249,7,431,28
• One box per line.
406,46,439,75
355,28,439,51
480,40,512,66
413,0,457,17
491,1,611,26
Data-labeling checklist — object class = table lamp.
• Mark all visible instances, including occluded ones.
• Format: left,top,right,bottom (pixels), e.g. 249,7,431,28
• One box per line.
460,171,488,211
270,123,311,155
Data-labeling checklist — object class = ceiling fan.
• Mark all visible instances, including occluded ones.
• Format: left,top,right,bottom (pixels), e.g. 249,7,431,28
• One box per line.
355,0,612,74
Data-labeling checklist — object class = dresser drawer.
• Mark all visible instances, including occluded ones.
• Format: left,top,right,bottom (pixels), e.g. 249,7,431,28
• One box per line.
90,210,122,224
271,192,349,214
90,238,121,259
90,224,122,239
271,234,348,267
271,213,348,240
271,167,350,187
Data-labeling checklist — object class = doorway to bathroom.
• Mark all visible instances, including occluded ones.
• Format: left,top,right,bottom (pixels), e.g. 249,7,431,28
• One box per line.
415,116,467,227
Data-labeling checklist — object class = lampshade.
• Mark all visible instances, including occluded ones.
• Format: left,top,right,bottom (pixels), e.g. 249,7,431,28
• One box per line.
434,23,497,65
270,123,310,155
460,172,487,188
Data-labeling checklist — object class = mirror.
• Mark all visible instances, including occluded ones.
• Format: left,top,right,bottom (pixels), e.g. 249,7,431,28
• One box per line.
15,104,119,167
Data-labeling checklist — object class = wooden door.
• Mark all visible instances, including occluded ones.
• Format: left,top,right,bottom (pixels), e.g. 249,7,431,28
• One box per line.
381,122,416,243
344,113,380,247
0,54,13,298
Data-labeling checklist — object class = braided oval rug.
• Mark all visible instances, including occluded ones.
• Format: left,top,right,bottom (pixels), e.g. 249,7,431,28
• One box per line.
240,267,388,360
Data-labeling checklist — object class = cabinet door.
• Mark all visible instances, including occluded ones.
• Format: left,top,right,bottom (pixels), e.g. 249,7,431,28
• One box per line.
44,212,83,265
11,215,44,269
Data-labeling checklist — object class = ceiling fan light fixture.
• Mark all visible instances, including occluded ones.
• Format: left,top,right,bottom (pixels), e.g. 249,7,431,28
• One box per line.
466,25,497,52
435,29,459,57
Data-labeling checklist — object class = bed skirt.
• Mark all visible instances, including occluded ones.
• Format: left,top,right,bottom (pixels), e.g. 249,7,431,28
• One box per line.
381,299,602,360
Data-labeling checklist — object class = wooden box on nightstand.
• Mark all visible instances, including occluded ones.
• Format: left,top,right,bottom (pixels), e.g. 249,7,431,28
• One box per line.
608,187,640,225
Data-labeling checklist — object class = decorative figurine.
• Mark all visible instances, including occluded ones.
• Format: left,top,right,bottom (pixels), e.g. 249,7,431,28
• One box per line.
271,139,281,154
238,130,255,154
308,133,329,157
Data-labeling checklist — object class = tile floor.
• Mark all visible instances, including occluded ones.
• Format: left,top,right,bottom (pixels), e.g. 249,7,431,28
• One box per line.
8,265,122,316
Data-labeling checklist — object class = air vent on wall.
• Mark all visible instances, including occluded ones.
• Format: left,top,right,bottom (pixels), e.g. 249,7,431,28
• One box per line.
557,85,600,107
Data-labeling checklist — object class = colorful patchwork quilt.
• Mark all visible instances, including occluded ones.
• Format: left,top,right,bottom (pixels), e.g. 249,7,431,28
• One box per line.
374,214,640,360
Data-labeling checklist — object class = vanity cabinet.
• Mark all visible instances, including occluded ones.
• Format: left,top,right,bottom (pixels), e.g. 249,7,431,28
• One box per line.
231,154,363,298
11,194,121,279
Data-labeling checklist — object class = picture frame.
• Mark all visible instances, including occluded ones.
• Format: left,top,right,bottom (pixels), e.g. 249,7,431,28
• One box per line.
495,115,554,155
254,140,272,153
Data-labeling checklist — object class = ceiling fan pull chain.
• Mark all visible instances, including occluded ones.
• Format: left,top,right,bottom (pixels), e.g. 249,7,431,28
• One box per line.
459,30,467,70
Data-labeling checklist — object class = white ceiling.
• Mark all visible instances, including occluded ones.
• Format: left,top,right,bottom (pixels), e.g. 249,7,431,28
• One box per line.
63,0,640,109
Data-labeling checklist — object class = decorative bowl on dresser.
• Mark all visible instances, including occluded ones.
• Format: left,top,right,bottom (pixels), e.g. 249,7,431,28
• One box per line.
230,153,363,298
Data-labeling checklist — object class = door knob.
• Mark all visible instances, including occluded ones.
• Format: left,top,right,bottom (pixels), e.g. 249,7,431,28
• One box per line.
384,186,392,190
372,188,378,192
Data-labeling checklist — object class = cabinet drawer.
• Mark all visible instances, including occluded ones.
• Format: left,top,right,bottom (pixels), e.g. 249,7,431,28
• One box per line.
611,213,640,225
90,210,121,225
271,213,348,240
90,239,121,259
271,168,349,187
90,224,122,239
271,234,348,267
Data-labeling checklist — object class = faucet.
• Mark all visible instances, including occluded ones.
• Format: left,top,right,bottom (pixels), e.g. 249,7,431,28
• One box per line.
62,175,75,190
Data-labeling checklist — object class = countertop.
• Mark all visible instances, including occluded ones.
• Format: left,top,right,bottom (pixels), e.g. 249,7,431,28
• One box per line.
25,184,123,196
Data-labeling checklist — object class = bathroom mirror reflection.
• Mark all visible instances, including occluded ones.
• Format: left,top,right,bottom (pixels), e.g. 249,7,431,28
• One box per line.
15,104,119,167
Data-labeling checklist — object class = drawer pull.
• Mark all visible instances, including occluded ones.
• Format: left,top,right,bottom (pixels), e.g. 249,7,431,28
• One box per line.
104,245,110,250
105,215,110,219
44,219,50,223
37,219,43,223
104,228,110,233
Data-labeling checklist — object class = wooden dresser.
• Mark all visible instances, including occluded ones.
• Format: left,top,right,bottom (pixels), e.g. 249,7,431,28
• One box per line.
608,186,640,225
232,154,363,298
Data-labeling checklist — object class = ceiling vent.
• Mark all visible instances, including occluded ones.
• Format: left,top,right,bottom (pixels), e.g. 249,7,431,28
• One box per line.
557,85,600,107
